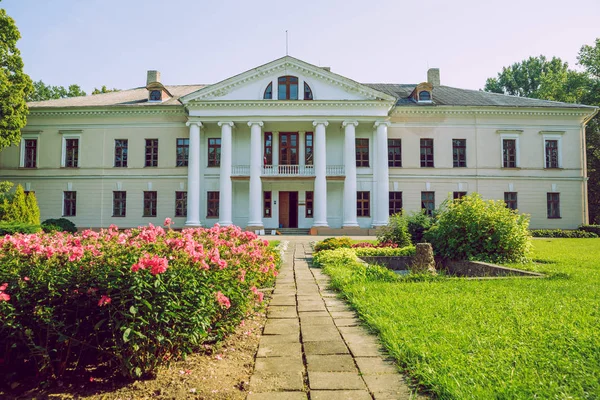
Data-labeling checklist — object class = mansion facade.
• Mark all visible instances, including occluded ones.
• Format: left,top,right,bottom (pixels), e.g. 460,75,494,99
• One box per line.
0,56,597,232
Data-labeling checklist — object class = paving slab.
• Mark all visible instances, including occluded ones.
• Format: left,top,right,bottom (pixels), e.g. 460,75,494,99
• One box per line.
254,357,304,374
299,316,337,326
308,371,367,390
301,325,342,342
355,357,399,375
267,306,298,319
311,391,372,400
346,340,385,357
263,318,300,335
249,371,304,392
363,375,413,399
306,354,357,372
334,318,361,327
257,342,302,358
259,333,301,344
304,340,350,355
330,311,358,319
247,393,308,400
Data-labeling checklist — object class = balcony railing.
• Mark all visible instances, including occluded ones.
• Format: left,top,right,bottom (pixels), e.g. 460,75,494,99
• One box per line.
230,164,345,177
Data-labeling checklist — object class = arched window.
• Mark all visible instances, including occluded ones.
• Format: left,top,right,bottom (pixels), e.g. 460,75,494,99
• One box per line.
278,76,298,100
304,82,313,100
419,91,431,101
263,82,273,99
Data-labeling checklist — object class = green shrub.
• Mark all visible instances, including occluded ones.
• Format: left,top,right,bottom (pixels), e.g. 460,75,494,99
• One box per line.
579,225,600,236
0,185,40,225
314,236,353,252
354,246,416,257
531,229,598,238
41,218,77,233
424,193,531,263
377,213,411,247
0,223,41,235
406,212,433,244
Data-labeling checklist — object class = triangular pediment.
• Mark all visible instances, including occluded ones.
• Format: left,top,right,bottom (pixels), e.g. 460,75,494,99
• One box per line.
180,56,397,104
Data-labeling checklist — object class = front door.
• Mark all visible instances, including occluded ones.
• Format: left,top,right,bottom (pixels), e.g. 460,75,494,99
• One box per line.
279,191,298,228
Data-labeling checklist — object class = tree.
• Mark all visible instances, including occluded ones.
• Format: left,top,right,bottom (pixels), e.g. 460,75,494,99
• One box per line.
27,80,87,102
484,39,600,224
92,85,119,95
0,8,33,151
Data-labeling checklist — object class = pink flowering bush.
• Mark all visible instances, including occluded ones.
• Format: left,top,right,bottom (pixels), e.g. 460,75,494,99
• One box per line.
0,222,278,382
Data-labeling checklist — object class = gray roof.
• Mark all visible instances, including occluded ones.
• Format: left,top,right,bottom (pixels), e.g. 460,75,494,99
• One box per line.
27,85,206,108
364,84,594,109
27,82,594,110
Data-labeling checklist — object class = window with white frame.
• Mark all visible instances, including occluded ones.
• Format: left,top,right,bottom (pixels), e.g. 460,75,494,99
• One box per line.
498,131,522,168
542,133,564,169
20,133,40,168
61,132,82,168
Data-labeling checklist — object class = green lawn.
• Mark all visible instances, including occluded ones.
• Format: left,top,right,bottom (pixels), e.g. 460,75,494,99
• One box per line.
320,239,600,399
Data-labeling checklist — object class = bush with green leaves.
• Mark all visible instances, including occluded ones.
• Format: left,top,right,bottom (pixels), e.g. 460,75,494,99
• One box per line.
41,217,77,233
406,212,433,244
313,236,353,252
578,225,600,236
424,193,531,263
0,223,41,235
354,246,415,257
377,212,411,247
0,184,40,225
531,229,598,238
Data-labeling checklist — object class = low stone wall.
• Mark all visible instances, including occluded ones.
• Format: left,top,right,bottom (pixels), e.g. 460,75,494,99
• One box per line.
359,256,544,278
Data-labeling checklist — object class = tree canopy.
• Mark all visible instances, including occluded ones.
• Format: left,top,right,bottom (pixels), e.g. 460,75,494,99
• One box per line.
27,80,87,102
92,85,119,95
0,8,33,151
484,39,600,223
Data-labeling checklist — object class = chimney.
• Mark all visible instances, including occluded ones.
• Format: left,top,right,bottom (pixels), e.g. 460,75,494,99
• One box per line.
147,70,161,86
427,68,440,86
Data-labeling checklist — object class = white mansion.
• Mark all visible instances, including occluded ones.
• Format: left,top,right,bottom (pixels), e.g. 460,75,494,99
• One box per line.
0,56,597,232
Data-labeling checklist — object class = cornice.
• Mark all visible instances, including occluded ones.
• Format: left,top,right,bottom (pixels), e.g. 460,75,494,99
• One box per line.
390,107,595,118
28,107,186,117
186,100,394,109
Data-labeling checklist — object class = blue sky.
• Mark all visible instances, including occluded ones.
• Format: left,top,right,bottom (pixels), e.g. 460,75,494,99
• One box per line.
4,0,600,94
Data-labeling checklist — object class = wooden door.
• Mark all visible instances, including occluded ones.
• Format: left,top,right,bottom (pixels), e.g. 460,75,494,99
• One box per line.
279,192,290,228
279,133,298,165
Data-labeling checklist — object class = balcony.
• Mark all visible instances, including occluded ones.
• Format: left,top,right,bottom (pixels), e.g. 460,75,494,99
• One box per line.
231,165,345,178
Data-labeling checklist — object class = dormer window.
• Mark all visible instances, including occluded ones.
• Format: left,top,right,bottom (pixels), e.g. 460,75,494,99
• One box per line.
304,82,313,100
411,82,433,103
278,76,298,100
149,90,162,101
419,91,431,102
263,82,273,99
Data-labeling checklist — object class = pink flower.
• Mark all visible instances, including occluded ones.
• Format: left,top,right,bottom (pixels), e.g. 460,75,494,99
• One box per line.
0,283,7,292
23,277,30,281
238,269,246,282
164,218,172,227
130,253,169,275
215,291,231,309
0,292,10,302
215,354,223,360
98,295,111,306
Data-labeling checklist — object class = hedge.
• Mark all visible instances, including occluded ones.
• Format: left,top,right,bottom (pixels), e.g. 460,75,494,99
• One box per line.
530,229,598,238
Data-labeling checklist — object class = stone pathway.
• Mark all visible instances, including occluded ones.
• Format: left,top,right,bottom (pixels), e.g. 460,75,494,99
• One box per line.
248,238,419,400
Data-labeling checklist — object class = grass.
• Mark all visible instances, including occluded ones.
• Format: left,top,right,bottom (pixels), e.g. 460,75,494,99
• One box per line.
320,239,600,399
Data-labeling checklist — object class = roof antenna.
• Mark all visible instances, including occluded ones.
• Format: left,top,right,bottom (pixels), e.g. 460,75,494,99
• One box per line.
286,30,289,55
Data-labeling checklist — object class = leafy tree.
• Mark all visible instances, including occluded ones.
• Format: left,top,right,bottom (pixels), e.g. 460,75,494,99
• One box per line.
92,85,119,95
27,80,87,101
0,8,33,151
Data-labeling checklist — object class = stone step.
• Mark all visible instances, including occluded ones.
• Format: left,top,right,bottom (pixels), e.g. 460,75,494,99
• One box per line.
269,228,311,235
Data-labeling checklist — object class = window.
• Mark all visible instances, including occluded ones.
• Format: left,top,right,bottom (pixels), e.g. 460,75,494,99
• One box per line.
504,192,517,210
263,82,273,99
306,191,314,217
208,138,221,167
114,139,128,167
264,191,272,218
278,76,298,100
145,139,159,167
420,139,434,167
143,191,157,217
389,192,403,215
24,139,37,168
279,133,298,165
357,191,370,217
113,191,126,217
356,138,369,167
149,90,161,101
305,132,313,165
388,139,402,167
176,138,189,167
452,139,466,167
503,139,517,168
545,140,559,168
419,90,431,101
421,191,435,216
175,191,187,217
453,191,467,200
264,133,273,165
547,193,560,219
63,191,77,217
304,82,313,100
207,191,219,218
64,138,79,168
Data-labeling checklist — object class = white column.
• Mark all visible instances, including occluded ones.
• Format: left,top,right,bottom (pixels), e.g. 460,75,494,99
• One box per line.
218,121,234,226
185,121,202,226
343,121,359,227
273,131,279,166
373,121,391,226
248,121,264,227
299,131,305,166
313,120,329,227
